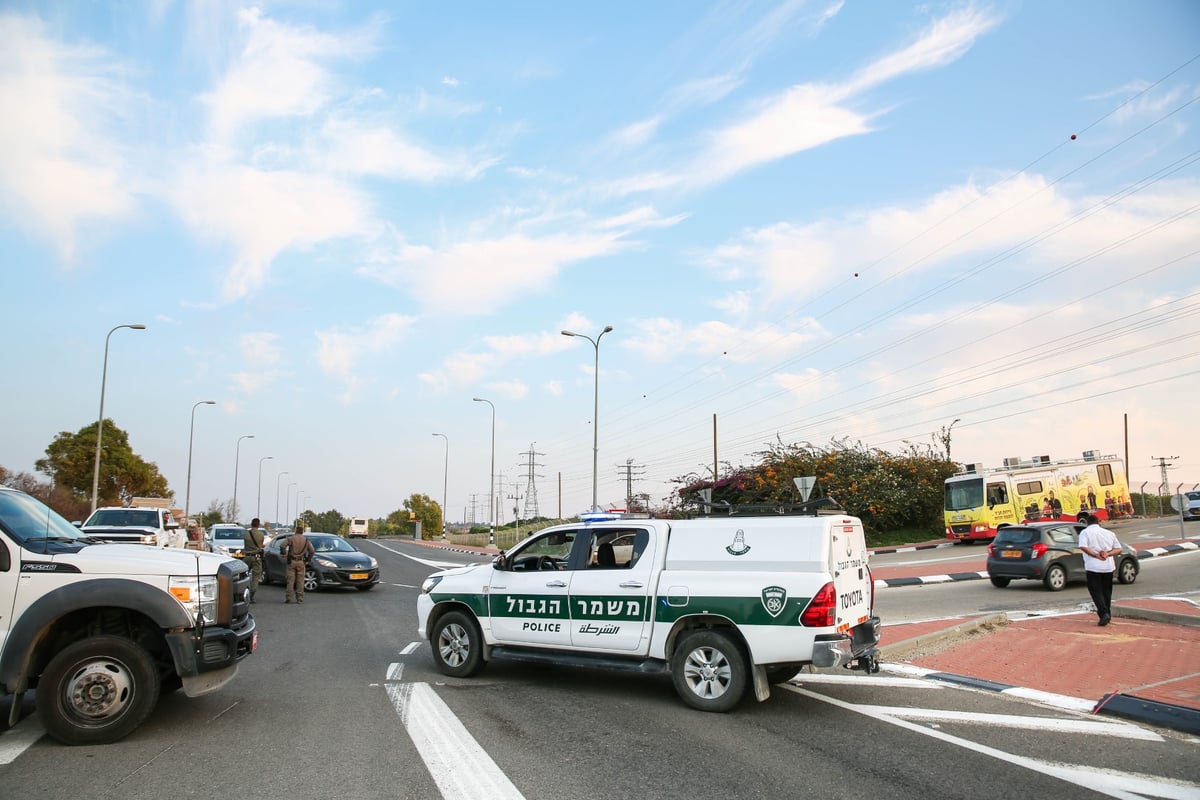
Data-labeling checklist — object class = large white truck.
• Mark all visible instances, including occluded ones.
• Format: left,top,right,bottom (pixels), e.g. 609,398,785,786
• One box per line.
418,507,880,711
1,487,258,745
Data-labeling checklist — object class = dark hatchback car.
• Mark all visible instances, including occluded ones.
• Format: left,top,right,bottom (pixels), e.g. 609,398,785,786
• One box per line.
986,521,1139,591
262,532,379,593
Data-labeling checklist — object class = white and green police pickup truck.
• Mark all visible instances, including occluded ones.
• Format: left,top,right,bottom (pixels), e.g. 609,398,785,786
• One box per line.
417,510,880,711
0,487,258,745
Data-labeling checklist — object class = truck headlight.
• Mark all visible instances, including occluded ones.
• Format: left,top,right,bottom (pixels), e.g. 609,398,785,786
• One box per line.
169,576,218,624
421,575,442,594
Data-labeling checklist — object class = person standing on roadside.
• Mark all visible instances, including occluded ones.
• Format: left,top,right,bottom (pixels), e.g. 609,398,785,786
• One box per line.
242,518,266,603
282,522,315,604
1079,513,1122,626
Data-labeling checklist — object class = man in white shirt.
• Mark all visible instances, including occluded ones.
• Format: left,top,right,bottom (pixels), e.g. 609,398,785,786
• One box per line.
1078,513,1122,626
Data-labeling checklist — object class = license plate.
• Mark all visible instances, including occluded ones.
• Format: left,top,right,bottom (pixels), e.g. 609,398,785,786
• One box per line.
349,572,369,580
1002,550,1022,558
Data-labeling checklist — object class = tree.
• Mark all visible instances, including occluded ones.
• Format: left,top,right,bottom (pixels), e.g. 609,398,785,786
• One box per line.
668,437,959,538
35,419,170,507
403,494,440,540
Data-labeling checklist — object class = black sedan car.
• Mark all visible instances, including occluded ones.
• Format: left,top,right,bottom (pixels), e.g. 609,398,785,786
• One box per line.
262,532,379,592
986,521,1139,591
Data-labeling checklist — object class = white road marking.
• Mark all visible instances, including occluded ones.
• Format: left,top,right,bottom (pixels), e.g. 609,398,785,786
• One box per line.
360,539,464,569
387,662,405,681
0,718,43,765
401,641,421,656
791,673,941,689
387,682,525,800
783,685,1197,800
852,705,1162,740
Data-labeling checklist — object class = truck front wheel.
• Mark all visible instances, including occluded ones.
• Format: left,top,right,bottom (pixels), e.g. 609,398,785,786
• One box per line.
671,630,748,712
430,611,485,678
36,635,161,746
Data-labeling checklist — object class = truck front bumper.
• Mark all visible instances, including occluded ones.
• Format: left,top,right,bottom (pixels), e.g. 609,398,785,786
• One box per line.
165,615,257,696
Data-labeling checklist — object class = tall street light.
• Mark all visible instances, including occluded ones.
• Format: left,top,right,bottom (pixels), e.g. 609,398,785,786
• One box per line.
296,491,307,524
286,482,297,525
91,323,147,512
562,325,613,512
231,434,254,523
472,398,495,545
256,456,273,519
184,400,216,537
275,471,289,526
432,433,449,539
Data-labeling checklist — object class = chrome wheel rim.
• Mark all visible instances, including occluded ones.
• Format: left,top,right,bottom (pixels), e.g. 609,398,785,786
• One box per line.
682,646,732,699
438,623,470,668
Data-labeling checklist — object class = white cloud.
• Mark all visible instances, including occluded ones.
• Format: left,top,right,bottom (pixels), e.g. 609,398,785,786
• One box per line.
441,76,460,87
703,172,1088,305
625,317,825,365
839,6,1000,98
683,6,1000,186
484,380,528,400
240,332,282,367
0,14,137,260
318,118,494,181
202,7,375,140
171,159,373,300
316,313,415,381
360,229,631,314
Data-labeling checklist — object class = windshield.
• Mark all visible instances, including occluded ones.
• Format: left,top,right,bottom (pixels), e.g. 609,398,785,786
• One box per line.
213,527,246,540
312,536,356,552
0,490,90,546
944,477,984,512
84,508,161,528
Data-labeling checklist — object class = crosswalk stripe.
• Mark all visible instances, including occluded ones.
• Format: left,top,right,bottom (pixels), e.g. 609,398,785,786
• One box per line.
387,682,525,800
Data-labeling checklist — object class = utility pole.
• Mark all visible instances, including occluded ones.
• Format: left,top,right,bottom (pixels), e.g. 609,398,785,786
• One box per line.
519,443,544,519
616,458,646,509
1150,456,1177,517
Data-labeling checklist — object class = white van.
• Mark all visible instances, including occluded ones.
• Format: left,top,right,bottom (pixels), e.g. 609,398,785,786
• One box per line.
348,517,369,538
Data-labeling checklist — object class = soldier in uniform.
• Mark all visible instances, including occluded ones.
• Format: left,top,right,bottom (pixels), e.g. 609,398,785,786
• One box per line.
242,518,266,603
282,522,314,603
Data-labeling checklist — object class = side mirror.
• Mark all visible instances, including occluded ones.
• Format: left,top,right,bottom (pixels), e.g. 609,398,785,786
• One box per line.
494,552,507,570
0,544,10,572
72,521,82,527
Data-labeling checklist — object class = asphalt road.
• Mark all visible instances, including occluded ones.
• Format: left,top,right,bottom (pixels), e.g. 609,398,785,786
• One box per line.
2,534,1197,799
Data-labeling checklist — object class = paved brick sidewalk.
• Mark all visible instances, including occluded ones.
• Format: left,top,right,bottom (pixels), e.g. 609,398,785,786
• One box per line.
882,602,1200,712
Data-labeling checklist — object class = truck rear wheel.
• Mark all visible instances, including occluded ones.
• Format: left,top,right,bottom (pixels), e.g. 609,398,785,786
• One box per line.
36,635,160,746
431,611,485,678
671,630,748,712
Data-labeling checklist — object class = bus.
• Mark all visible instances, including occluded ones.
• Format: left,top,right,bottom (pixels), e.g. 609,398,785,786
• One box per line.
348,517,369,538
944,451,1131,542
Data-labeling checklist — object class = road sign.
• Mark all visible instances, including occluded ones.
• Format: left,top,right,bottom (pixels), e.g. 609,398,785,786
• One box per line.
793,476,815,502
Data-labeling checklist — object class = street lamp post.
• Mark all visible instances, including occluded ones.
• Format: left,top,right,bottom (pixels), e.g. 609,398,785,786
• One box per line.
562,325,613,512
184,400,216,538
91,323,147,512
256,456,273,519
432,433,449,539
296,491,306,525
472,398,495,545
286,482,297,525
231,435,254,524
275,471,289,526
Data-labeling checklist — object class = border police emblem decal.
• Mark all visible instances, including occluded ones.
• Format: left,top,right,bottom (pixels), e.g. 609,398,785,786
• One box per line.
725,529,751,556
761,585,787,618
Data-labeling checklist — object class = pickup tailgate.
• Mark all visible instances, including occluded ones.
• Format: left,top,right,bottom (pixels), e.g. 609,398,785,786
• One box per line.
830,521,873,631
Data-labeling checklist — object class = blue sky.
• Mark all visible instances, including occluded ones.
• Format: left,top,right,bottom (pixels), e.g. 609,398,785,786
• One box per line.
3,1,1198,524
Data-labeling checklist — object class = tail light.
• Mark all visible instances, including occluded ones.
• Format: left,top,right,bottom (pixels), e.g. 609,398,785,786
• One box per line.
1031,543,1049,558
986,543,995,557
800,582,837,627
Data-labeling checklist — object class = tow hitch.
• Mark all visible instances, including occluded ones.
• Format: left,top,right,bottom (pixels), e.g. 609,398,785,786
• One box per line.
849,648,880,674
